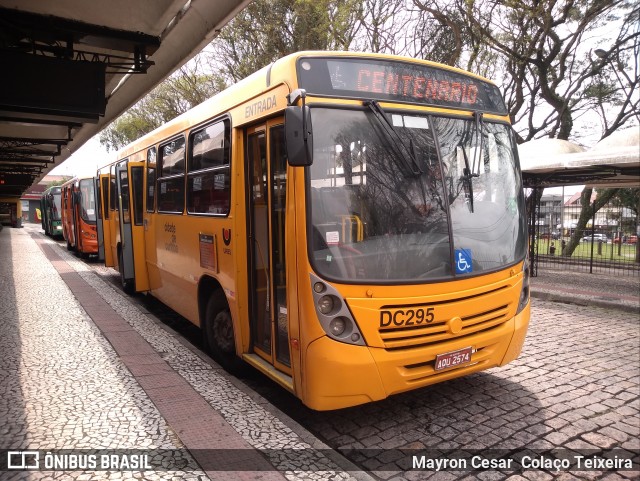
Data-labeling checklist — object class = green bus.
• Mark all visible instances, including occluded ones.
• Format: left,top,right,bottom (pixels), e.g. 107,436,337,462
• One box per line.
41,186,63,237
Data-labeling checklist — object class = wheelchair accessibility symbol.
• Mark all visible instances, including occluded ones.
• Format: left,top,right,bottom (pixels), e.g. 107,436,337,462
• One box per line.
455,249,473,274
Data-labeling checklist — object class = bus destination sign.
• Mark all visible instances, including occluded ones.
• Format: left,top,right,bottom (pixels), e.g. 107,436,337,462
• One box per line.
297,57,507,114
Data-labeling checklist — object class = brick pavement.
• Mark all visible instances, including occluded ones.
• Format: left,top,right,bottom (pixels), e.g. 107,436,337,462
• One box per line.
40,236,284,480
0,227,203,480
2,224,639,481
276,299,640,480
1,225,361,480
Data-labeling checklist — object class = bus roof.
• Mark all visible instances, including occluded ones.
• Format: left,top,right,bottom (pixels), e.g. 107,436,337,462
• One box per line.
111,51,502,163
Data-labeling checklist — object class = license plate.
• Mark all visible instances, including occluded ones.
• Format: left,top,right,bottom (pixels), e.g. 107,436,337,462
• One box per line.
435,346,473,371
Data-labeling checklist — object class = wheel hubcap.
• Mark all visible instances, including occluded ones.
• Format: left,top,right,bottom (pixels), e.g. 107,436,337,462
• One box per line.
213,310,233,353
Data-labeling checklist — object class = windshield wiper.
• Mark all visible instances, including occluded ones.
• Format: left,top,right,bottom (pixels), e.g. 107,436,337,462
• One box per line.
460,147,478,213
459,111,484,214
472,111,484,176
364,100,423,176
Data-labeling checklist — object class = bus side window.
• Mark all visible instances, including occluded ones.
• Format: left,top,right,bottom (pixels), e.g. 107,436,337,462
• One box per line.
110,166,118,212
101,177,110,220
158,137,186,214
187,118,231,216
146,147,157,213
131,167,144,225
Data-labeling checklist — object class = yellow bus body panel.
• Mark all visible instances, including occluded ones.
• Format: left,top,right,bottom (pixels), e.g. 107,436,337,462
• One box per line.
303,289,530,411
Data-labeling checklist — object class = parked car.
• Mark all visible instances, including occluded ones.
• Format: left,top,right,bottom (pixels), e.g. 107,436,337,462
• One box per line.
539,230,560,240
581,233,609,243
613,235,638,244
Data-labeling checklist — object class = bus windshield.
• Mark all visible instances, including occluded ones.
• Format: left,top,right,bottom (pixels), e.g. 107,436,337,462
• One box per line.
51,192,62,220
79,179,97,222
308,107,527,283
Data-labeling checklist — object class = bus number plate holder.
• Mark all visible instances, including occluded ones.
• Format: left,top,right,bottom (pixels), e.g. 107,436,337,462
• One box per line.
435,346,472,371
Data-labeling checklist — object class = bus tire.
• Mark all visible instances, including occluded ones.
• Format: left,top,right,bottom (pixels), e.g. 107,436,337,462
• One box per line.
204,291,245,375
118,250,135,295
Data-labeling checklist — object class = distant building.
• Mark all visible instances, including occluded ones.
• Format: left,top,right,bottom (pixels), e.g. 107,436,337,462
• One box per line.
537,194,564,234
543,189,637,237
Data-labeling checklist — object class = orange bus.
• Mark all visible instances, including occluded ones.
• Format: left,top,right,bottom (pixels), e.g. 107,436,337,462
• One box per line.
98,51,530,410
61,176,99,256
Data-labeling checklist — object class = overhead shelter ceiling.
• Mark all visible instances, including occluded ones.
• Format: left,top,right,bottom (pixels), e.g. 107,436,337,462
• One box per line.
519,130,640,189
0,0,251,198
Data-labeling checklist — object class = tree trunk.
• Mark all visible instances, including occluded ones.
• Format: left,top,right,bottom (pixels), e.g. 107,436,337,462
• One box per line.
562,188,619,257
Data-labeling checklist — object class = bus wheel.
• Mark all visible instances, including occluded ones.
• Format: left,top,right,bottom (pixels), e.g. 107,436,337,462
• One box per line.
204,291,245,374
118,250,135,295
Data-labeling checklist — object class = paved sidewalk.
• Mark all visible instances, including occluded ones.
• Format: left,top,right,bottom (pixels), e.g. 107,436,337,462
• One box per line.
1,225,365,480
530,267,639,314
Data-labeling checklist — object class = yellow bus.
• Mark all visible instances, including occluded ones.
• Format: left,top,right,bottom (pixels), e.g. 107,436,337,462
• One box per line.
0,197,21,227
98,51,530,410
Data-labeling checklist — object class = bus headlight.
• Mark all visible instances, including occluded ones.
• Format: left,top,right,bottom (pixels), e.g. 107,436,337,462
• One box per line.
516,260,530,314
329,317,346,336
310,274,365,346
318,295,334,314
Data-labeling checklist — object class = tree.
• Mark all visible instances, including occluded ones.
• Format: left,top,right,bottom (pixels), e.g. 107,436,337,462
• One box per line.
206,0,362,85
611,187,640,261
102,0,637,200
46,178,70,187
416,0,640,144
613,188,640,216
412,1,638,260
587,11,640,140
100,60,221,151
561,187,619,257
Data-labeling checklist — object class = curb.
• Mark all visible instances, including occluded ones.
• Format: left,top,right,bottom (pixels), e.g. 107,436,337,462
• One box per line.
531,289,640,314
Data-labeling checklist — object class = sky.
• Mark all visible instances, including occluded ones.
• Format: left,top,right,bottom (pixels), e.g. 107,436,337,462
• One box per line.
50,135,113,178
46,0,635,194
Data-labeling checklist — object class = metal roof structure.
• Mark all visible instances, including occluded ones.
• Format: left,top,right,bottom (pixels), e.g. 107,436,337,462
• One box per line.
0,0,250,198
520,128,640,188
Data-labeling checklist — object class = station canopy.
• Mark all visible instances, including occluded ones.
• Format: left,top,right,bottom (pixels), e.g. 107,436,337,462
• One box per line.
519,127,640,189
0,0,250,198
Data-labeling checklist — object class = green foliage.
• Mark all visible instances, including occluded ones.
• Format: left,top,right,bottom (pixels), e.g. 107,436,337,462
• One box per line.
100,63,221,151
207,0,361,85
100,0,638,154
46,178,69,187
612,188,640,215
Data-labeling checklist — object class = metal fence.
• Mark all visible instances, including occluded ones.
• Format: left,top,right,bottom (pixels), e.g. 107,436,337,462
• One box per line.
530,192,639,277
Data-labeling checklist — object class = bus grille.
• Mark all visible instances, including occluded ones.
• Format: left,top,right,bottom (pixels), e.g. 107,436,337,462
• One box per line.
379,288,512,351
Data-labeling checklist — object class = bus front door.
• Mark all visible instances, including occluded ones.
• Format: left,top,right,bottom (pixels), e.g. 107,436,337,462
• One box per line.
116,160,149,293
246,120,292,375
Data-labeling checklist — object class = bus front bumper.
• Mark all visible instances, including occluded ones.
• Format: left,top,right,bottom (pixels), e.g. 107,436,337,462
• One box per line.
304,302,530,411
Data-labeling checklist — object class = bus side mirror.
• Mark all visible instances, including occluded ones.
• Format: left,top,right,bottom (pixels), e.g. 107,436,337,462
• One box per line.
285,105,313,166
